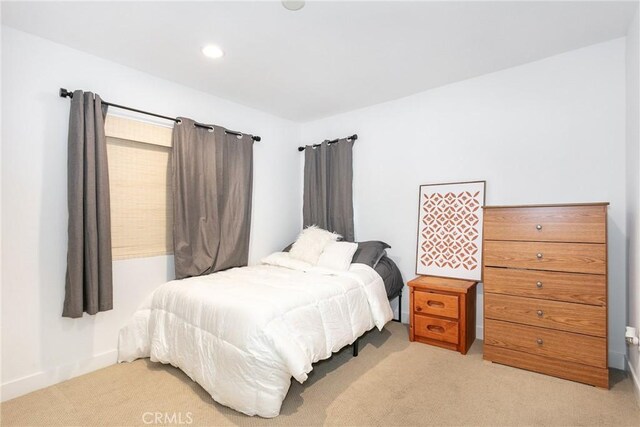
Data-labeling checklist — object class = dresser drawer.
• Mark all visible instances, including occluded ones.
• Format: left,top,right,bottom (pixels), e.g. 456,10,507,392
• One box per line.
414,291,459,319
483,267,606,306
484,241,606,275
484,345,609,388
484,319,606,368
484,293,606,336
414,315,459,344
483,206,606,243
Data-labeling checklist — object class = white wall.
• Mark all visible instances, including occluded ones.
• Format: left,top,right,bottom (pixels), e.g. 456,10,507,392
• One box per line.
301,39,628,369
0,27,302,400
626,6,640,405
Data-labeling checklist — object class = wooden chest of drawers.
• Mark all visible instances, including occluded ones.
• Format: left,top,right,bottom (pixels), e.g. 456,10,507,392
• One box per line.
482,203,609,388
408,276,478,354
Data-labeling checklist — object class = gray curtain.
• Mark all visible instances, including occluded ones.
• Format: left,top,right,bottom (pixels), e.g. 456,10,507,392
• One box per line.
303,139,354,241
63,91,113,318
172,118,253,279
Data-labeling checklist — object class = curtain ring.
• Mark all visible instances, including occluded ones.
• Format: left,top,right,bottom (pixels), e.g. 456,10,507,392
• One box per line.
176,119,182,125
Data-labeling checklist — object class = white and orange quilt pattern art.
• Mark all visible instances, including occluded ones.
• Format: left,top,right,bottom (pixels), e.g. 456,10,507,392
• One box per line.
416,181,485,281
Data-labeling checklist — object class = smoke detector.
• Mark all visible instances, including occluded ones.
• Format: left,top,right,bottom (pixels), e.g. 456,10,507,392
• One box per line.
282,1,305,11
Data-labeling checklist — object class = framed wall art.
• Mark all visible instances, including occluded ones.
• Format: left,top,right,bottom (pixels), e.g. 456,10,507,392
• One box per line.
416,180,486,281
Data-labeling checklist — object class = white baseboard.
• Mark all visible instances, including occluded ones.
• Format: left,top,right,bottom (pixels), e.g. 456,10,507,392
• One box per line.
626,355,640,409
401,312,410,324
0,349,118,402
609,351,626,370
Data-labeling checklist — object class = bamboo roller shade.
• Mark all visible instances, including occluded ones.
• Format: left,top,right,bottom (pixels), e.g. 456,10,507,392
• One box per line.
105,115,173,260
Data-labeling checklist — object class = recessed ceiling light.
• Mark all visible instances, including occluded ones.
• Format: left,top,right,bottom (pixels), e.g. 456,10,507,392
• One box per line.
282,1,305,11
202,45,224,59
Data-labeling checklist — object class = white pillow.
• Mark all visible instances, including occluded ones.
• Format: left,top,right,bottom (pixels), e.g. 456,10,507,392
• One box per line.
289,226,341,265
261,252,313,272
317,241,358,271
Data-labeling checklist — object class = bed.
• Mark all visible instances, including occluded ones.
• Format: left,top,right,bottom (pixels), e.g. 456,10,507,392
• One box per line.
118,252,394,418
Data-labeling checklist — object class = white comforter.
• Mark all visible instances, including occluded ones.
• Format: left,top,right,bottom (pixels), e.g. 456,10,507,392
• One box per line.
117,255,393,417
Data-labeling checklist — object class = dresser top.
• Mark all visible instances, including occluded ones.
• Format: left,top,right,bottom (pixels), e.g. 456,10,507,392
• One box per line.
408,275,477,293
483,202,609,209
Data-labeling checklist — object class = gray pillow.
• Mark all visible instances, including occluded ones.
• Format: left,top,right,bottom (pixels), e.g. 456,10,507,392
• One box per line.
351,241,391,268
374,255,404,299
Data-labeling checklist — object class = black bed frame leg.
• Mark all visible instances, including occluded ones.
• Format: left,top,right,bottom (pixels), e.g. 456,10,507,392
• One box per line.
392,290,402,323
353,338,359,357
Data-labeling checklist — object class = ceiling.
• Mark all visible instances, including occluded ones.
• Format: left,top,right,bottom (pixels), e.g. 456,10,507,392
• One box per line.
2,1,637,122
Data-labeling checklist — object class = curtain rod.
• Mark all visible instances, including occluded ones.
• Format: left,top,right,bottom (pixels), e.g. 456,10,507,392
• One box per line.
298,134,358,152
59,88,261,142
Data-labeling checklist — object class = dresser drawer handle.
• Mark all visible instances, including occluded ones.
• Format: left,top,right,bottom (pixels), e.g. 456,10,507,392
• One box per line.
536,224,543,231
536,281,543,288
536,253,543,259
427,325,445,333
536,310,544,317
416,306,423,312
536,338,544,345
427,300,445,308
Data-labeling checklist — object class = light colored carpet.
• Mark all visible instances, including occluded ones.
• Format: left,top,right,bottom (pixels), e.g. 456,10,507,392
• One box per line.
2,322,638,426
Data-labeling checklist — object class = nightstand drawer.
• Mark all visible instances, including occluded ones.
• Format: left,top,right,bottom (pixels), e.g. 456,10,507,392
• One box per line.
414,315,459,345
414,291,458,319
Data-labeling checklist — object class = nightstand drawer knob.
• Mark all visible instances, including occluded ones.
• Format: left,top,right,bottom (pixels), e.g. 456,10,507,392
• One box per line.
536,338,544,345
537,310,544,317
536,253,543,259
536,224,543,231
536,281,543,288
427,325,445,333
416,307,422,312
427,300,445,308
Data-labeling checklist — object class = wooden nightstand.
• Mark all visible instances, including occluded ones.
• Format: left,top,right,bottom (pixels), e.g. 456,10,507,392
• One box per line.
408,276,478,354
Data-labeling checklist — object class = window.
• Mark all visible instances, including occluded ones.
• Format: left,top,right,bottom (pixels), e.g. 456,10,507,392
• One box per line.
105,115,173,260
